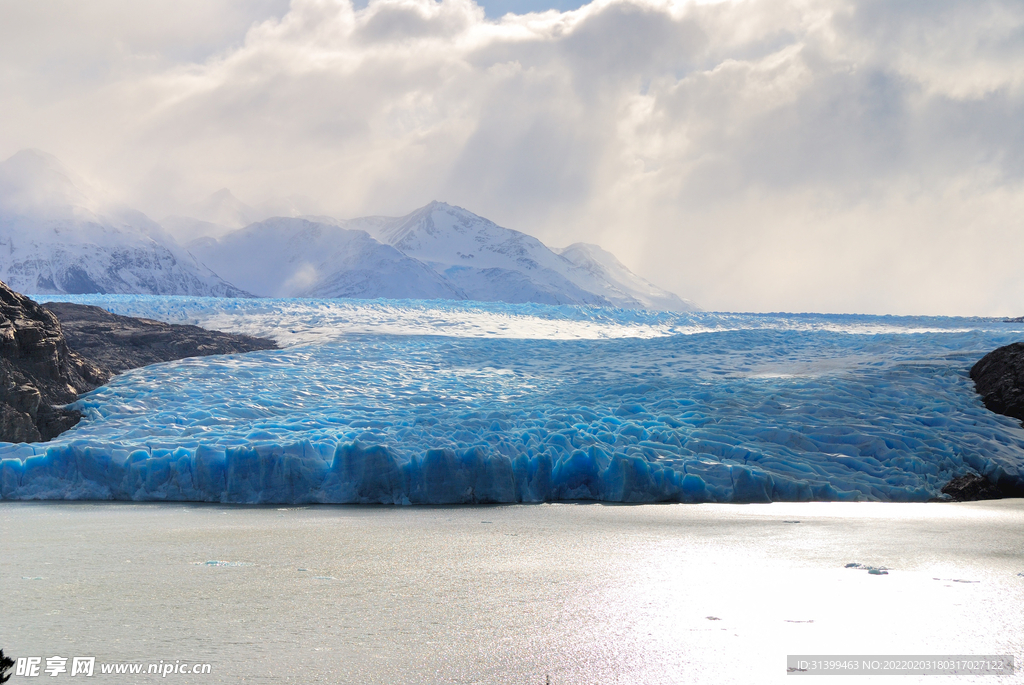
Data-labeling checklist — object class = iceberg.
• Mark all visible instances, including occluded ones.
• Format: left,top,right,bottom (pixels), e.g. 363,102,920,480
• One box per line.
3,295,1024,504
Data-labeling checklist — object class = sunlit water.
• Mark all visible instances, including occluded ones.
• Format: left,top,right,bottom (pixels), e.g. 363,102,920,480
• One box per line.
2,501,1023,683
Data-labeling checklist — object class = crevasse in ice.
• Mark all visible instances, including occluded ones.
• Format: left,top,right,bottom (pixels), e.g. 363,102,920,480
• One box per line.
2,295,1023,504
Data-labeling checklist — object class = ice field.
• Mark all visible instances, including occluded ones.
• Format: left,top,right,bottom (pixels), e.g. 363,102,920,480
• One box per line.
3,295,1024,504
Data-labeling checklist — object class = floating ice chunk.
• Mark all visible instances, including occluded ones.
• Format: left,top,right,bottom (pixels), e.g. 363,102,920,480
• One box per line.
846,563,889,575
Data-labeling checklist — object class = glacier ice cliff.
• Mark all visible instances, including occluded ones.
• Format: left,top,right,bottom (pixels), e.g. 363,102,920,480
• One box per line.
3,296,1024,504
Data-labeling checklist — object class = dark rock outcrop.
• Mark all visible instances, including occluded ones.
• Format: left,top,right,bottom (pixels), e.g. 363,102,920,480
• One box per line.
1,280,278,444
42,302,277,374
941,473,1010,501
970,342,1024,424
0,282,110,441
965,344,1024,499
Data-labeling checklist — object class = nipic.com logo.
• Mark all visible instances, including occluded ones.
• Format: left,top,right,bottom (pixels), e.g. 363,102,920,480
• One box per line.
0,649,211,678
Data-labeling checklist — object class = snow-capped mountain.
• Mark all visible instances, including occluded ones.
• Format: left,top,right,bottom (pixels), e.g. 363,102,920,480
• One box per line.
192,201,697,310
188,188,263,229
555,243,699,312
188,217,464,300
0,150,695,309
365,202,610,306
0,150,249,297
364,202,699,310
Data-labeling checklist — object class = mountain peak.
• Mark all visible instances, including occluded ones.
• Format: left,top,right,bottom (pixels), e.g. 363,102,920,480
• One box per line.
371,200,496,248
187,188,262,229
557,242,699,312
429,201,475,216
5,148,71,171
207,188,238,203
413,200,456,216
417,200,474,216
0,148,101,219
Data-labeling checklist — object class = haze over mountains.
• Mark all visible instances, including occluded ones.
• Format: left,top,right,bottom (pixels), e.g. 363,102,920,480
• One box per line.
0,150,698,311
0,150,248,298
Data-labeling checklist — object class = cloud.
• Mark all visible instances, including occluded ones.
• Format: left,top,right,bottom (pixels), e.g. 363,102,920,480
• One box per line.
1,0,1023,314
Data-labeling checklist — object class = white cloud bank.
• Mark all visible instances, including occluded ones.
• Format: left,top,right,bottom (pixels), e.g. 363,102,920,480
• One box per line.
2,0,1023,314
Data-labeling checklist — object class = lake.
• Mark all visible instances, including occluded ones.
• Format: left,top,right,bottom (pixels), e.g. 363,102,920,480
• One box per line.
3,500,1023,683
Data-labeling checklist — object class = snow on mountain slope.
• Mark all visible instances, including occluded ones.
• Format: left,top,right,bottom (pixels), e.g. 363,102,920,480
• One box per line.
368,202,613,306
0,149,102,220
0,151,696,309
555,243,700,312
368,202,699,310
161,216,235,245
0,215,250,297
189,217,465,300
0,150,250,297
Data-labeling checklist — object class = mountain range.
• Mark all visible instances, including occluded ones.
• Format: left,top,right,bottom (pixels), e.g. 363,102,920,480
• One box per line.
0,150,247,297
0,150,698,311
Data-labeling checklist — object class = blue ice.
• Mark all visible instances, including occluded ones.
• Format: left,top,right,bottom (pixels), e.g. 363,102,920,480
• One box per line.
2,295,1023,504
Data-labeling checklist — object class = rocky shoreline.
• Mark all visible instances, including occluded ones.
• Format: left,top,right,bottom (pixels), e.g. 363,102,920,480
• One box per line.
42,301,277,374
956,344,1024,500
1,283,110,442
971,343,1024,425
0,281,276,443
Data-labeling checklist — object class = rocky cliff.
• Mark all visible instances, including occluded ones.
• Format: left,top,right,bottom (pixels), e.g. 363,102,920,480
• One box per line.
0,280,278,443
971,342,1024,424
0,282,109,441
967,344,1024,499
42,302,277,374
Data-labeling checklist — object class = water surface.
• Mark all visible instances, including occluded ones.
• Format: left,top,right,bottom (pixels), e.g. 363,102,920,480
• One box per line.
3,500,1023,683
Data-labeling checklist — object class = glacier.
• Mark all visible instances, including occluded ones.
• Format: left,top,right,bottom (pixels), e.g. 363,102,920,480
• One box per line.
3,295,1024,504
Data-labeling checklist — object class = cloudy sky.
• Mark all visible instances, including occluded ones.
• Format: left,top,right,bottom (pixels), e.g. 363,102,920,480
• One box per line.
1,0,1022,314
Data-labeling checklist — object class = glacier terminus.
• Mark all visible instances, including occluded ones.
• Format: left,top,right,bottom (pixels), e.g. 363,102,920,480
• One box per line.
2,296,1023,505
